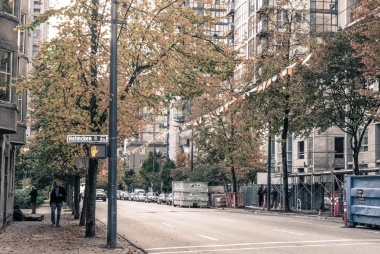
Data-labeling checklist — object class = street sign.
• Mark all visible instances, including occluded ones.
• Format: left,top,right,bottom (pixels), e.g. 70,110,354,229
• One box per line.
66,135,108,143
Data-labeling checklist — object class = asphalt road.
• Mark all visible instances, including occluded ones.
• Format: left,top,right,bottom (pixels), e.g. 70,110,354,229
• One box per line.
95,200,380,254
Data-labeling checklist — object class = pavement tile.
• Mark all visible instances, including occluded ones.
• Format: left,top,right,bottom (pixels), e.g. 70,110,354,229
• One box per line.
0,202,144,254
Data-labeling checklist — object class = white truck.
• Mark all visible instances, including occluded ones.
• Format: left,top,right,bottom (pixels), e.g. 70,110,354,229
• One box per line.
172,181,209,208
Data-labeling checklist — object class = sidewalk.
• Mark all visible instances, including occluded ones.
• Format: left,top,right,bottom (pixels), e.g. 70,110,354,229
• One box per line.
0,201,144,254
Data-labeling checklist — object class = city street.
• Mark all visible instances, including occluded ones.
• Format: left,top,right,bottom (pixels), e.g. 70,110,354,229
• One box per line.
96,200,380,254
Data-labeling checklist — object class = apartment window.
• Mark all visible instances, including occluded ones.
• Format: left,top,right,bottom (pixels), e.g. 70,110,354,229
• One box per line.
298,141,304,159
334,137,344,158
139,147,145,155
17,93,23,121
360,130,368,152
276,10,287,28
20,14,26,54
310,11,337,34
0,50,12,102
2,0,14,14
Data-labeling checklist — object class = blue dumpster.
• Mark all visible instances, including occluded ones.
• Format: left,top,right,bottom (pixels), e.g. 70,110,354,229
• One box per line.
345,175,380,228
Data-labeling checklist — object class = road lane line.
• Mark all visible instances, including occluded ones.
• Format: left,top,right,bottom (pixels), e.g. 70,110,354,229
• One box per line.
162,223,173,227
195,234,219,241
296,221,313,225
274,229,304,235
145,239,380,251
140,216,148,219
147,242,378,253
220,219,235,223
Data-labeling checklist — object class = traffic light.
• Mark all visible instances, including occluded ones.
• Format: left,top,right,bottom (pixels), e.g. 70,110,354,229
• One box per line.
89,144,108,159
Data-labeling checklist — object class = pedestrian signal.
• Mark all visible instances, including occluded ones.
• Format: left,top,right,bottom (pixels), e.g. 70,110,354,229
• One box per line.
89,144,108,159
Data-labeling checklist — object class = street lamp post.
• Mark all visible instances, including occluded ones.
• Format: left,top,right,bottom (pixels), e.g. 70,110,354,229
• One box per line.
107,0,118,248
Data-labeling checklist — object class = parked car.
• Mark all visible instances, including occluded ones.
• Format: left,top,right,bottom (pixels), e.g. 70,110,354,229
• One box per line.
128,192,136,201
157,193,168,204
96,189,107,201
120,191,129,200
145,192,159,203
136,193,146,202
166,193,173,205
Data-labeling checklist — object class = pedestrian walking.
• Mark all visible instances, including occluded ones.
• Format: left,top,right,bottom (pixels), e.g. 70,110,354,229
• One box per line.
50,179,67,227
29,186,38,214
257,185,264,207
270,187,278,209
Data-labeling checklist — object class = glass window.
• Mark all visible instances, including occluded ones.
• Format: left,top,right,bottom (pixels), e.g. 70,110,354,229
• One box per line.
20,14,26,54
2,0,14,15
334,137,344,158
0,50,12,102
298,141,304,159
17,93,22,121
360,130,368,152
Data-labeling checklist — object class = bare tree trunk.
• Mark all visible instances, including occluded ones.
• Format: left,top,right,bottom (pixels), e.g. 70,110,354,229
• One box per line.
73,174,80,219
85,0,100,237
85,159,98,237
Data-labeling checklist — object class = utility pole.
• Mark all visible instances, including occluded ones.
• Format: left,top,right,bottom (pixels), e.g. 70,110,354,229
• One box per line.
107,0,118,248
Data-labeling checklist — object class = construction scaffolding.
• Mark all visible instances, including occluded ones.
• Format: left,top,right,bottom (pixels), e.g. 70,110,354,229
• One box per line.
259,167,380,214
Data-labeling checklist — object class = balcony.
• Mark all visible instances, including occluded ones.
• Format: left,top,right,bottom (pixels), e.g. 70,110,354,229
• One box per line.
0,102,17,134
256,0,278,13
10,123,27,145
256,20,269,35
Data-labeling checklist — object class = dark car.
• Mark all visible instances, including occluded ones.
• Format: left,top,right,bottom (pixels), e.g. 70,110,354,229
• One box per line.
96,189,107,201
157,193,168,204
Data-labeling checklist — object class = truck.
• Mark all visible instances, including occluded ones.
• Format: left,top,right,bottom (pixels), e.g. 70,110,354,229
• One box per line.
172,181,209,208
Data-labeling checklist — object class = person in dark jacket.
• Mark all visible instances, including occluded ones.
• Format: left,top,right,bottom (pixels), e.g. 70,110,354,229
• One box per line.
257,185,264,207
50,179,67,227
270,187,278,209
29,186,38,214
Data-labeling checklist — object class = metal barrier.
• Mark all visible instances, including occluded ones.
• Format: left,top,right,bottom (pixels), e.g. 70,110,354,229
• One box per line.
225,192,245,208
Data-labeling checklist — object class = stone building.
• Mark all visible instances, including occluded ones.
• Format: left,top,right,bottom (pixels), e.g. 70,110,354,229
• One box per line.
0,0,48,228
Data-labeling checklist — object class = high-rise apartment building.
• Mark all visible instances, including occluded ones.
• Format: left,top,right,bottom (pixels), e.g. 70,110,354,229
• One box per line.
229,0,379,209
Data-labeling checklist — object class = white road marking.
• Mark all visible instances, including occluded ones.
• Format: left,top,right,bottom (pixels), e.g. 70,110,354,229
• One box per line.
296,221,313,225
274,228,304,235
140,216,148,219
195,234,219,241
162,223,173,227
220,219,235,223
147,241,379,253
146,239,380,251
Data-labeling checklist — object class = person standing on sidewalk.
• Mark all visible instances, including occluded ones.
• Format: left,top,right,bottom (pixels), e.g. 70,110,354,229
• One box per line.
50,179,67,227
257,185,264,207
270,187,278,209
29,186,38,214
